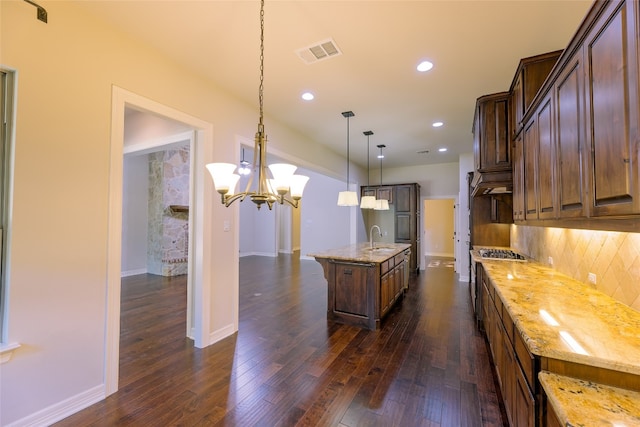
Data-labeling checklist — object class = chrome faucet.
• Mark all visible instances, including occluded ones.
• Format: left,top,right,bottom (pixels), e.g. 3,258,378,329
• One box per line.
369,225,382,249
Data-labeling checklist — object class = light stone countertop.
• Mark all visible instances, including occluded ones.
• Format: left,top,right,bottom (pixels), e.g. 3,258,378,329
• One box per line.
309,242,411,264
539,371,640,426
471,250,640,376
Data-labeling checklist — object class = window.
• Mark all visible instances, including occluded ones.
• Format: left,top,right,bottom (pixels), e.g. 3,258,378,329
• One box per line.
0,69,15,343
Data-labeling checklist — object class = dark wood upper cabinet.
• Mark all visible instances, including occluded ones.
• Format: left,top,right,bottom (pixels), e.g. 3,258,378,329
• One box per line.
507,0,640,230
584,0,640,217
555,51,586,218
523,117,538,220
474,92,511,173
395,185,412,213
512,134,525,222
510,51,563,139
472,92,513,197
536,94,556,219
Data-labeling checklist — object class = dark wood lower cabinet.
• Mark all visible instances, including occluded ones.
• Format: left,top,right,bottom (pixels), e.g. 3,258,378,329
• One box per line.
515,363,536,427
334,262,369,317
480,264,536,426
543,397,563,427
316,251,408,331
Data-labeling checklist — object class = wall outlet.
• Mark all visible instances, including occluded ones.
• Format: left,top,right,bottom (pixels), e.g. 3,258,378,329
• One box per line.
588,272,597,286
548,256,554,267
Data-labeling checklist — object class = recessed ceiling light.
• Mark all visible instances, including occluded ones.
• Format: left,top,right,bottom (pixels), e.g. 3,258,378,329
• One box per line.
432,121,443,127
301,92,314,101
417,60,433,72
438,148,447,152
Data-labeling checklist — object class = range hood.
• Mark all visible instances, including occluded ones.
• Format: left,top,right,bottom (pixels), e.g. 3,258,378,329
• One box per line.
471,170,513,197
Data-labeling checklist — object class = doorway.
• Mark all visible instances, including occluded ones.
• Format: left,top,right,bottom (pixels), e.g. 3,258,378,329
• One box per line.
106,86,216,396
423,198,456,265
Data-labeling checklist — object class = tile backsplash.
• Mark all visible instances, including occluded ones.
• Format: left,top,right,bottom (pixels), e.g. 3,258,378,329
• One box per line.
511,225,640,312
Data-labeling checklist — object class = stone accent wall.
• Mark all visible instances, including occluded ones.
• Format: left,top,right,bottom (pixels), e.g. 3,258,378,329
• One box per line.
147,146,190,276
511,225,640,312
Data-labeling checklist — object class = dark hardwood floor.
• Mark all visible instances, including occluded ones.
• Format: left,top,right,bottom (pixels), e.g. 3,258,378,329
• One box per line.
55,255,506,426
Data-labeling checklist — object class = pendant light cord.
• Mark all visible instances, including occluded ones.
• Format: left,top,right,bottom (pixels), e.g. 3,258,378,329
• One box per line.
258,0,265,131
346,116,350,190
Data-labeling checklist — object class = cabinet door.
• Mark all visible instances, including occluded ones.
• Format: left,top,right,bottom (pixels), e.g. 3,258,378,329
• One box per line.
380,272,390,315
515,363,536,427
490,299,503,388
395,185,412,212
511,72,524,139
362,187,376,198
537,95,556,219
545,399,563,427
555,51,586,218
334,263,368,316
512,135,525,221
395,213,411,241
475,93,511,172
377,186,393,204
501,329,516,426
523,118,539,219
584,0,640,216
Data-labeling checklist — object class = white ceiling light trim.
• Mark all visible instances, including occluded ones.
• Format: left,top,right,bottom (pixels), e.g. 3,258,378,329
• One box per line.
417,60,434,72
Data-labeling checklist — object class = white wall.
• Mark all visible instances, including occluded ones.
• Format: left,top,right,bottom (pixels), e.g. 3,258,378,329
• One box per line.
122,154,149,275
373,162,460,198
458,152,474,282
300,169,354,258
0,2,357,425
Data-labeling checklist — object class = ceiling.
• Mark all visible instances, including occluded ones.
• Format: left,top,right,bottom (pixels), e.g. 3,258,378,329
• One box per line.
76,0,593,169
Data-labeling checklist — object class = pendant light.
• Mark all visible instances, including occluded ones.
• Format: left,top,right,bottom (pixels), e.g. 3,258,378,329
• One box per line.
238,147,251,176
360,131,376,209
374,144,389,211
206,0,309,210
337,111,358,206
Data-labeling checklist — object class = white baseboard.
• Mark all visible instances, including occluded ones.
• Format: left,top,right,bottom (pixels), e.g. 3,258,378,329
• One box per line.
459,274,470,283
299,255,314,261
120,268,147,277
424,252,455,257
209,323,237,345
8,385,105,427
239,251,277,258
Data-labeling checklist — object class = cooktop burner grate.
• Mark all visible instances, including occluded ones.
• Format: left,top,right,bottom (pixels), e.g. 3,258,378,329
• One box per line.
478,249,526,261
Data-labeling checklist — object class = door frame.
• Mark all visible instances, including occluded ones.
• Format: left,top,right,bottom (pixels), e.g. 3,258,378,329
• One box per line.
106,86,214,395
420,195,458,270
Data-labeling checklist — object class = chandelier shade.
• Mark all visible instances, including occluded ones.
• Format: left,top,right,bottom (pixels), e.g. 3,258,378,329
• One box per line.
205,0,308,210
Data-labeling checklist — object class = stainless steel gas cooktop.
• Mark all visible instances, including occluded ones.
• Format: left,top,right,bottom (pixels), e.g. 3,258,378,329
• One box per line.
478,248,526,261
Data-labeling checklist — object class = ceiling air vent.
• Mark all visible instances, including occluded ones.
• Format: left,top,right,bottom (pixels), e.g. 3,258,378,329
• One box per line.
296,38,342,64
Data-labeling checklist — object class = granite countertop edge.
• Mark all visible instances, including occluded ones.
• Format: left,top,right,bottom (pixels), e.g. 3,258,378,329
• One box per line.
471,250,640,377
309,243,411,264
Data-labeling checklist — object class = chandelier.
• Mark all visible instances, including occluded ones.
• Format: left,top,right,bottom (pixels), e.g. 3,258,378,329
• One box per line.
206,0,309,210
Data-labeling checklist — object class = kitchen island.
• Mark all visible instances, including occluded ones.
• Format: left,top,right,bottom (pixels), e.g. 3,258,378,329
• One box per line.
310,243,411,330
